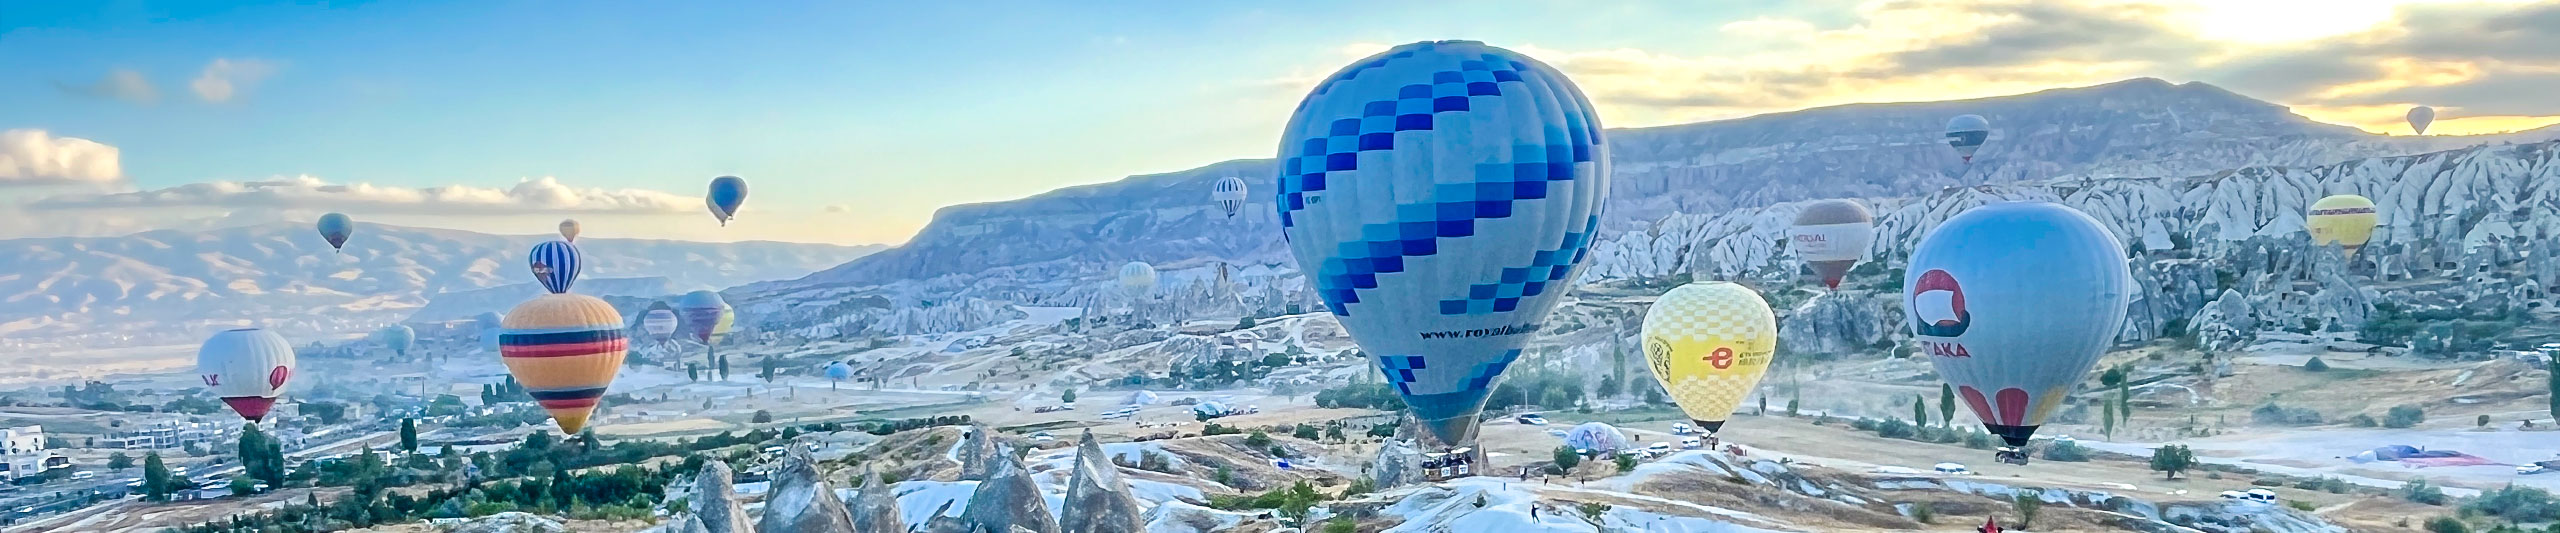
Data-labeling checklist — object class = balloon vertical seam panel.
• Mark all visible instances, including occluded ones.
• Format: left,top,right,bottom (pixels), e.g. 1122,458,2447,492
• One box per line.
1275,41,1607,408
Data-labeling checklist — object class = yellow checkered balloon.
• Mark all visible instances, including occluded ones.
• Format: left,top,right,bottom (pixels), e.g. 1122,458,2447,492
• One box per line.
1641,282,1777,430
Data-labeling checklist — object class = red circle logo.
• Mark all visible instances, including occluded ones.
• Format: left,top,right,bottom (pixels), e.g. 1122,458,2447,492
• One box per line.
1705,347,1735,369
268,366,292,389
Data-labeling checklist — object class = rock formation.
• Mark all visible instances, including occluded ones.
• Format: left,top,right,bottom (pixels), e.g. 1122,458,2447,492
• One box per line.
1777,291,1896,356
449,512,567,533
849,467,906,533
1057,430,1145,533
958,425,1003,481
758,445,858,533
959,450,1058,533
1369,438,1423,489
694,459,754,533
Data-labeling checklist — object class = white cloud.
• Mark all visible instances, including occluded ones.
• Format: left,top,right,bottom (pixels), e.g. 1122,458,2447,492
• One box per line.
56,69,159,104
824,204,852,213
28,175,699,214
0,130,125,185
191,58,280,103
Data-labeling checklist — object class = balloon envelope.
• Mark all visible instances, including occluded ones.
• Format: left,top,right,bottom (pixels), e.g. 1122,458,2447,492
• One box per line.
1563,422,1630,453
825,361,853,381
2407,106,2435,135
2307,194,2379,257
558,219,582,242
528,241,583,294
500,293,628,434
640,303,679,338
1277,40,1607,446
196,328,297,422
1945,115,1990,162
1789,199,1875,289
677,290,734,344
1641,282,1777,433
707,176,748,226
1904,202,2130,447
316,213,354,251
1212,177,1248,218
1117,262,1157,297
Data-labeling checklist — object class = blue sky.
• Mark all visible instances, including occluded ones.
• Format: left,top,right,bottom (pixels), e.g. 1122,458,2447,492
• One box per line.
4,0,2554,243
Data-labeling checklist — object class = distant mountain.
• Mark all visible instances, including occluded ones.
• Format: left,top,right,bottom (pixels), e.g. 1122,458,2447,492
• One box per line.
765,78,2560,294
409,277,683,323
0,223,880,345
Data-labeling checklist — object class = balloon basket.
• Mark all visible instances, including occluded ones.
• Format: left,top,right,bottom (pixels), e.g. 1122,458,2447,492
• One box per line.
1420,446,1482,482
1996,448,2031,466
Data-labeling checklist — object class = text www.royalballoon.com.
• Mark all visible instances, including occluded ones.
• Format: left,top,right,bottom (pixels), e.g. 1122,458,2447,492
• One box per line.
1418,323,1543,339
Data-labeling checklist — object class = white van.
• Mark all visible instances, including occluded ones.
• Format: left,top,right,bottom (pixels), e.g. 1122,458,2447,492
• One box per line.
1932,463,1970,475
1679,436,1704,449
2246,489,2277,502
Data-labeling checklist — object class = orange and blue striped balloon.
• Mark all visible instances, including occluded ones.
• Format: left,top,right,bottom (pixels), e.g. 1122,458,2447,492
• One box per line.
500,293,627,434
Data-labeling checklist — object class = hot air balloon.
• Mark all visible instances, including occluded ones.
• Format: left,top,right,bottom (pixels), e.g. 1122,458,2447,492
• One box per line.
706,176,748,226
677,290,735,370
1789,199,1875,289
379,324,415,359
2307,194,2379,257
1212,177,1248,218
2407,106,2435,135
1562,422,1631,454
476,312,506,355
558,219,582,242
1117,262,1157,299
1641,281,1776,446
499,293,628,434
316,213,355,253
640,303,679,340
1278,40,1607,451
196,328,297,422
528,241,583,294
1905,202,2131,465
825,361,852,390
1945,115,1990,163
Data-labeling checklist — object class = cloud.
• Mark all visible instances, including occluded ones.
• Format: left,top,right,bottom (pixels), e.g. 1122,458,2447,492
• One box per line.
27,175,699,214
0,130,125,185
823,204,852,213
191,58,279,103
55,69,160,104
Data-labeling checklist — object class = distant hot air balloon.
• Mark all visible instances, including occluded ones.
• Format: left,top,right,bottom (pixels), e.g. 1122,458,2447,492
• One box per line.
1641,282,1777,444
558,219,582,242
677,290,735,345
528,241,583,294
379,324,415,359
1211,177,1248,218
1906,202,2131,465
2307,194,2379,257
500,293,628,434
316,213,355,253
825,361,852,390
1945,115,1990,163
1562,422,1631,454
706,176,748,226
1117,262,1157,299
1789,199,1875,289
2407,106,2435,135
1278,40,1607,450
196,328,297,422
640,302,679,340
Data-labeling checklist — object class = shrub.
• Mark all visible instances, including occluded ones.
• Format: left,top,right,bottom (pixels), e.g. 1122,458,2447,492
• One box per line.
1551,446,1581,471
2303,357,2330,371
2402,478,2450,506
2288,500,2317,511
2042,441,2092,462
2424,516,2468,533
1244,431,1273,447
2351,414,2379,427
2385,404,2426,429
2462,485,2560,522
1876,418,1915,439
1614,454,1637,472
2251,403,2324,426
1292,424,1321,440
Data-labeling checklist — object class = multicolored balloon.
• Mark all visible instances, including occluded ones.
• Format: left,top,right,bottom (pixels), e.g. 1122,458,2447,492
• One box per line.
1641,282,1777,436
2407,106,2435,135
379,324,415,358
528,241,583,294
2308,194,2379,257
1945,114,1990,163
1277,40,1607,447
558,219,582,242
196,328,297,422
1905,202,2130,464
676,290,734,344
640,302,679,340
1789,199,1875,289
499,293,628,434
1211,176,1248,218
706,176,748,226
315,213,354,253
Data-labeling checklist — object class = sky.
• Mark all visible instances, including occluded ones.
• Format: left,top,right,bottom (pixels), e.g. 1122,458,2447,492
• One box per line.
3,0,2556,245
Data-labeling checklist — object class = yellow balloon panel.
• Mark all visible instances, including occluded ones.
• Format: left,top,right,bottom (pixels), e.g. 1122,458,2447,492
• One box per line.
2307,194,2378,255
1640,282,1778,427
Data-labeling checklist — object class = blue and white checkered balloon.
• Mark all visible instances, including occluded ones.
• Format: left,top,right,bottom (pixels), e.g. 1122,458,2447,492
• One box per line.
528,240,583,294
1275,40,1608,446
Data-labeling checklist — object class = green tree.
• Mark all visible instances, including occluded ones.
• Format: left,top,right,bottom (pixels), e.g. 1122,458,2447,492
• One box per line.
2386,404,2426,429
2103,400,2117,440
2150,444,2196,480
759,357,777,382
2547,360,2556,422
687,363,700,381
717,354,731,380
1061,388,1078,403
305,401,349,424
1614,453,1637,472
1292,424,1321,440
143,452,173,501
400,418,419,453
2423,516,2468,533
107,452,133,472
2116,381,2132,427
1913,395,1929,428
2477,414,2491,428
1939,384,1956,428
1551,446,1581,470
751,410,774,424
2012,492,2043,529
230,475,258,496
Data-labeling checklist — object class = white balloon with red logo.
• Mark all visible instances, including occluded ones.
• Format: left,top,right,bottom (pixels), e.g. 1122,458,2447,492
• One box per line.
196,328,299,422
1903,201,2129,449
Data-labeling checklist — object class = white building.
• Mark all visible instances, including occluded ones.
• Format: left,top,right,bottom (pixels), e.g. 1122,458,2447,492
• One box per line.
1,426,41,455
0,425,68,481
101,420,236,450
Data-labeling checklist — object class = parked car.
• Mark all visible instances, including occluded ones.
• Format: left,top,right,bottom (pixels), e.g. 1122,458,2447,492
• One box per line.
1679,436,1704,449
1514,413,1548,425
2245,489,2277,502
1670,423,1695,435
1932,463,1971,475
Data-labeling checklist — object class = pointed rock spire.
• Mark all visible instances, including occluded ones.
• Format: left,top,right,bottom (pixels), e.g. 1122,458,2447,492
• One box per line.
694,459,754,533
1058,430,1144,533
757,444,858,533
850,466,905,533
960,448,1058,533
